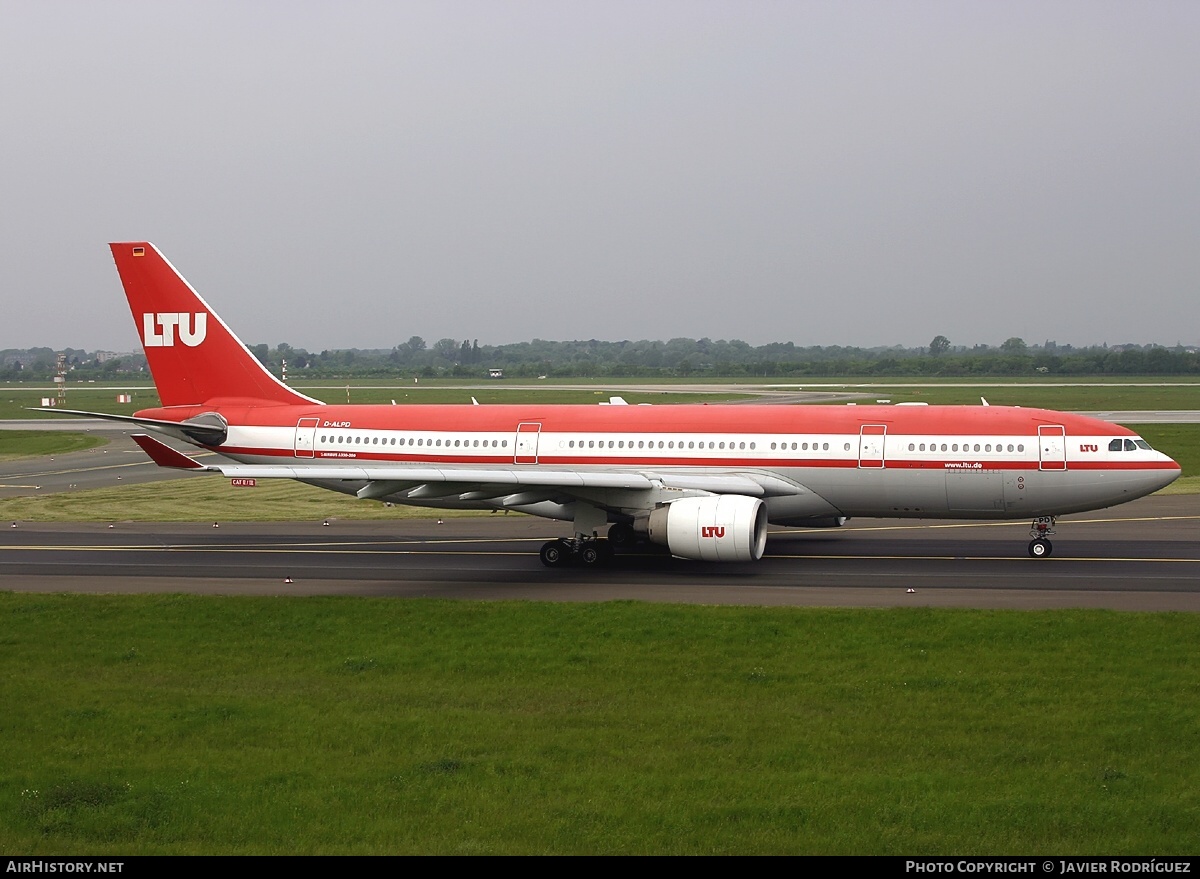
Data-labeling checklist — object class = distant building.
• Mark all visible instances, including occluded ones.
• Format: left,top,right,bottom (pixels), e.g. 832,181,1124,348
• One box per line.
488,368,504,378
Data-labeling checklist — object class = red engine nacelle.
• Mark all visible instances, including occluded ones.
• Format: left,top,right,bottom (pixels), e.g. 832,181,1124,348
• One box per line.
643,495,768,562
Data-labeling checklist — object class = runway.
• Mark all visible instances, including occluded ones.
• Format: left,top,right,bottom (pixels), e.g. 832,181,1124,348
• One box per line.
3,495,1197,610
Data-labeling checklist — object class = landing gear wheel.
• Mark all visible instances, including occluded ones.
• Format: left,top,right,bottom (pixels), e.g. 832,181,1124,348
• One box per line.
1028,538,1052,558
579,545,601,566
540,540,568,567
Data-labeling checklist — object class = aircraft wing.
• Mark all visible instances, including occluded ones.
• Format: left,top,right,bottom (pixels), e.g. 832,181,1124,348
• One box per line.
130,434,806,500
212,463,801,499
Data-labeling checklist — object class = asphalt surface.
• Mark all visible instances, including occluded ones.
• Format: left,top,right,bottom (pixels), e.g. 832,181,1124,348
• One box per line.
0,426,211,497
2,495,1197,610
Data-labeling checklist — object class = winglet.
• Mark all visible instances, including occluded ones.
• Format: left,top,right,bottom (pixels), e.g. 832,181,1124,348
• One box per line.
131,434,209,470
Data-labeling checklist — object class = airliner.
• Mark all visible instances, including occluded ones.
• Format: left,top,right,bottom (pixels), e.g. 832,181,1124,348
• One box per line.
51,242,1181,566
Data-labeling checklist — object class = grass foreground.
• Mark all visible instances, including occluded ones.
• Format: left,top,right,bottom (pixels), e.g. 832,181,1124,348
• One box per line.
1,596,1197,855
0,474,489,522
0,431,107,461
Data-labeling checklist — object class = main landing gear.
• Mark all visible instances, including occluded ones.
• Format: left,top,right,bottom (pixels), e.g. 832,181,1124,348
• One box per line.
539,537,615,568
1028,516,1056,558
539,521,638,568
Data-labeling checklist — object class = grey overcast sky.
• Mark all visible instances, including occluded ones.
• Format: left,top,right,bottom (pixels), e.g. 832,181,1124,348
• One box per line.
2,0,1197,352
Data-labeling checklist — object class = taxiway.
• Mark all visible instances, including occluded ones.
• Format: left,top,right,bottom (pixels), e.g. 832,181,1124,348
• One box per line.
3,495,1197,610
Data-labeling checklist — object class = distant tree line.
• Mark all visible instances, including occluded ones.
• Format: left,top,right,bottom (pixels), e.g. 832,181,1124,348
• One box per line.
4,336,1198,382
247,335,1200,379
0,347,149,382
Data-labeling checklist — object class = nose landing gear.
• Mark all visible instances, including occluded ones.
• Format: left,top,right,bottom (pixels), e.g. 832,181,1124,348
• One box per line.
1028,516,1056,558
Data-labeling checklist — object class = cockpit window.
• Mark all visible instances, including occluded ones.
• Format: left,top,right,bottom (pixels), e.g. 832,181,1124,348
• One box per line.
1110,437,1154,452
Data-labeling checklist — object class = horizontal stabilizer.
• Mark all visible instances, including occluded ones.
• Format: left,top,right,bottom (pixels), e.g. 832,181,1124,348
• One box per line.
33,408,228,445
131,434,209,470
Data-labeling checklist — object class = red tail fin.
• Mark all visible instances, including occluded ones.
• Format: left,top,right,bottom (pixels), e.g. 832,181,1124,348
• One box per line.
109,242,320,408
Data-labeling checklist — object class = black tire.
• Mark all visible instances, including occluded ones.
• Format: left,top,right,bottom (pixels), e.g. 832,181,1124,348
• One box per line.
540,541,567,567
1028,538,1052,558
579,545,601,566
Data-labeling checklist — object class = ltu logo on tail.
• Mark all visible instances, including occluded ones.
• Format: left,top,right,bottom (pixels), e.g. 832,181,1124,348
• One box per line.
143,313,207,347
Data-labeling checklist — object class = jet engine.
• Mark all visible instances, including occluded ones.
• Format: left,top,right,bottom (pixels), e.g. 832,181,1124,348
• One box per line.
642,495,768,562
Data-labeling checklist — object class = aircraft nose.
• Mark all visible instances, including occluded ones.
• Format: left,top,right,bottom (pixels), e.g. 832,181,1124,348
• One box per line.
1145,455,1183,494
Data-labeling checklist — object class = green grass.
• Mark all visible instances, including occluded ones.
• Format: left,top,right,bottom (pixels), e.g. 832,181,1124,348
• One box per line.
0,431,107,461
0,475,487,522
0,597,1197,854
830,383,1200,408
6,376,1200,420
1126,424,1200,475
1,383,747,419
309,386,749,405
